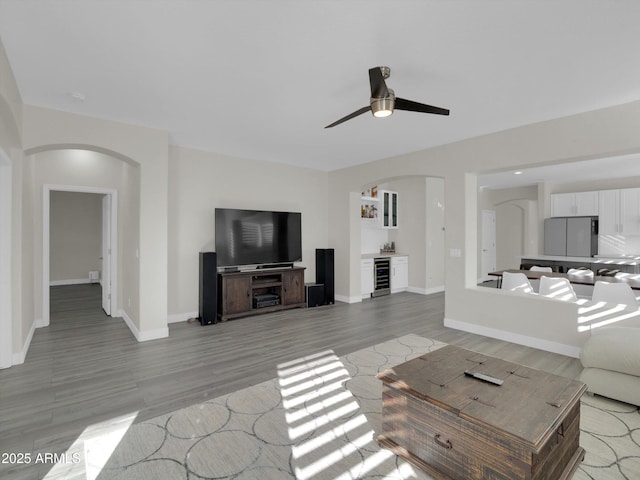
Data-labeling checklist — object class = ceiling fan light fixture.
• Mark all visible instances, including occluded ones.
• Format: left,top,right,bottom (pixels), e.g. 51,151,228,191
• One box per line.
325,67,449,128
371,90,395,118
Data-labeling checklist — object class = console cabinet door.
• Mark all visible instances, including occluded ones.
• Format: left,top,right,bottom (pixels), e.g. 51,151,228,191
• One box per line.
221,276,252,314
282,269,305,305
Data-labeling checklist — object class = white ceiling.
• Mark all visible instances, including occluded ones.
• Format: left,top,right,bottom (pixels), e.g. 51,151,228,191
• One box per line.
1,0,640,173
478,154,640,190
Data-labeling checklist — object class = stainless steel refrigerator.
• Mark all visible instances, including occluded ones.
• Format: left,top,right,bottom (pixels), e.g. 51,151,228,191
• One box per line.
544,216,598,257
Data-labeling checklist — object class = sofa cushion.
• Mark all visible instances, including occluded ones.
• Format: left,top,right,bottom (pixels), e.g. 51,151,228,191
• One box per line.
580,327,640,377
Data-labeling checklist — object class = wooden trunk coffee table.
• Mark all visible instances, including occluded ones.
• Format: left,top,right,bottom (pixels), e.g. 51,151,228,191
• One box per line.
377,345,586,480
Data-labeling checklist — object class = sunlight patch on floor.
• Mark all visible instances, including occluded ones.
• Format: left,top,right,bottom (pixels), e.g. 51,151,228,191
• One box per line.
277,350,421,480
43,411,138,480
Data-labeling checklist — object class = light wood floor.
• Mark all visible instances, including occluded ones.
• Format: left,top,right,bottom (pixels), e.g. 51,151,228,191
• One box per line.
0,284,582,475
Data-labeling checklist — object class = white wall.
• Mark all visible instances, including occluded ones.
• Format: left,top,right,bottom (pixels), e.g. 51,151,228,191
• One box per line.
167,145,329,319
425,177,445,292
50,191,102,283
0,35,24,366
384,176,445,294
388,178,426,290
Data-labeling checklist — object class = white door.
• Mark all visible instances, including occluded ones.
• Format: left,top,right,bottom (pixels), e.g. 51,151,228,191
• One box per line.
481,210,496,281
101,194,111,315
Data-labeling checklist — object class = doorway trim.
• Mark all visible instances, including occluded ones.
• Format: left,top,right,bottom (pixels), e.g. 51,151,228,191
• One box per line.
0,150,12,368
480,209,496,282
43,184,118,327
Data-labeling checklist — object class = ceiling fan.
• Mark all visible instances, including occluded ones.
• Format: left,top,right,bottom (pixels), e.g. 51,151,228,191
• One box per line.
325,66,450,128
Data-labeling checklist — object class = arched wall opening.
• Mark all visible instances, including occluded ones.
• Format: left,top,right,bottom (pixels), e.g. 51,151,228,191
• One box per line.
494,200,538,270
24,146,141,337
348,174,446,301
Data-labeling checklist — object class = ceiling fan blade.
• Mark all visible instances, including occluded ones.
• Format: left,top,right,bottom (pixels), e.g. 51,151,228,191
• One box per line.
325,106,371,128
395,97,450,116
368,67,389,98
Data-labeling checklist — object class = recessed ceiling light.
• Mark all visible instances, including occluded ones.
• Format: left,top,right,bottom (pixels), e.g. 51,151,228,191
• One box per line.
68,91,86,102
513,171,523,175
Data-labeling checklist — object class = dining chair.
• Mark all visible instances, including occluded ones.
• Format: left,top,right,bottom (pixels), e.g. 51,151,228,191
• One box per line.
539,276,578,301
501,272,534,294
529,266,553,272
592,281,639,307
596,268,620,277
567,268,594,277
614,272,640,288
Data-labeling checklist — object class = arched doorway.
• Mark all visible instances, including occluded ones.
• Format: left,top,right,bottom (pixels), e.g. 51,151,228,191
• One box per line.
357,175,445,298
23,146,140,331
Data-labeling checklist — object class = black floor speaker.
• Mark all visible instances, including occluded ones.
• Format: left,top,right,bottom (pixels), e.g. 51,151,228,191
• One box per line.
199,252,218,325
305,283,325,308
315,248,335,305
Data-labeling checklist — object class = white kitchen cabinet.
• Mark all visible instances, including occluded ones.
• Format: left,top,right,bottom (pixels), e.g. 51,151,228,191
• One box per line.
620,188,640,234
551,192,599,217
391,256,408,293
380,190,398,228
361,258,374,298
599,188,640,235
598,189,618,235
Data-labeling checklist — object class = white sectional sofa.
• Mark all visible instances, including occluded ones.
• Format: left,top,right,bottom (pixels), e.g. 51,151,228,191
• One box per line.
579,326,640,406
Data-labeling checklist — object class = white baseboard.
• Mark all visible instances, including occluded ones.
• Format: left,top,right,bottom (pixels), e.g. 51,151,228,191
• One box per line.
119,309,169,342
168,311,198,324
49,279,93,286
335,294,361,304
12,317,46,365
408,286,445,295
443,317,581,358
340,287,444,303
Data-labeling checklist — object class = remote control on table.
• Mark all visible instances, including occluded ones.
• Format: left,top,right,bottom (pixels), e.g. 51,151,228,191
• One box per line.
464,370,504,386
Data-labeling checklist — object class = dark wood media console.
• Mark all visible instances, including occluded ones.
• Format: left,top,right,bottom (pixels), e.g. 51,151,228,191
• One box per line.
217,267,306,322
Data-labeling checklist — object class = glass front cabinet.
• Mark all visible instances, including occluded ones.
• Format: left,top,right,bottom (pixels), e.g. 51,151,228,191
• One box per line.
381,190,398,228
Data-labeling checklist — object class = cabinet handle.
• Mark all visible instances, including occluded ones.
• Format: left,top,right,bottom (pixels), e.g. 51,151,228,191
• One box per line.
434,434,452,450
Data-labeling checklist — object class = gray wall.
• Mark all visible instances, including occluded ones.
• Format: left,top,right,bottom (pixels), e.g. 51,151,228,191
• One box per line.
50,191,102,283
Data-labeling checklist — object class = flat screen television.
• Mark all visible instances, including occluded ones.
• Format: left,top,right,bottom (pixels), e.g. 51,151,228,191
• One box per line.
215,208,302,268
